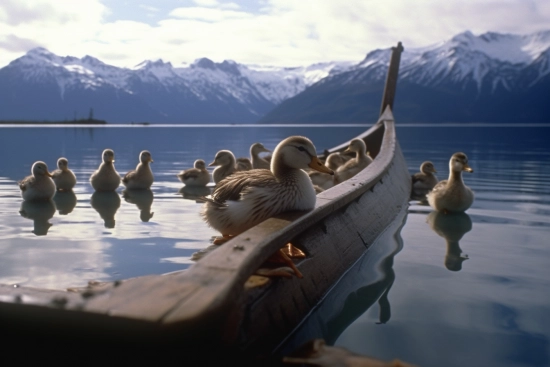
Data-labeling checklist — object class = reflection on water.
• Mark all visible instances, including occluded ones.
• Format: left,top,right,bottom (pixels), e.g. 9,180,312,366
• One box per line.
426,211,471,271
53,190,77,215
178,185,212,201
122,189,154,222
19,199,56,236
91,191,121,228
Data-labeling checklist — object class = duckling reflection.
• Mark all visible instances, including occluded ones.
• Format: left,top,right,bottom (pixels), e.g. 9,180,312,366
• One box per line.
91,191,121,228
427,211,472,271
410,187,430,205
53,190,77,215
19,199,56,236
122,188,154,222
178,185,211,201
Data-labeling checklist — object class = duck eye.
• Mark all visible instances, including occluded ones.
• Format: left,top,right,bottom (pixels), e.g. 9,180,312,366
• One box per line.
297,146,306,152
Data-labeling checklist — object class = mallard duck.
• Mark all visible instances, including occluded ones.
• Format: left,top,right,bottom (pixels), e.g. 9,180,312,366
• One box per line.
52,157,77,191
235,157,253,171
427,152,474,213
18,161,56,201
250,142,271,169
122,150,154,190
177,159,210,187
412,161,438,190
334,138,373,184
201,136,334,236
90,149,121,192
209,150,237,184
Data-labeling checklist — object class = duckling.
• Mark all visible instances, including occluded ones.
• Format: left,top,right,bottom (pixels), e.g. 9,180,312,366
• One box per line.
427,152,474,213
177,159,210,187
236,157,253,171
122,150,154,190
90,149,121,192
18,161,56,201
325,151,353,171
334,138,373,184
412,161,438,190
209,150,237,184
250,142,271,170
52,157,77,191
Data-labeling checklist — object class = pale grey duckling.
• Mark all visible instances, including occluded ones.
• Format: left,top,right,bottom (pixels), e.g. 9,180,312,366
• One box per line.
334,138,373,184
236,157,253,171
18,161,56,201
52,157,77,191
250,142,271,170
209,150,237,184
90,149,121,191
412,161,438,190
427,152,474,213
122,150,154,190
325,151,353,171
177,159,211,187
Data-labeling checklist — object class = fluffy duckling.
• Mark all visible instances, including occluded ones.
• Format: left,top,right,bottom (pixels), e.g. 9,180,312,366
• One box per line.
18,161,56,201
201,136,334,237
412,161,438,190
90,149,121,191
334,138,373,184
177,159,210,187
236,157,253,171
209,150,237,184
122,150,154,190
427,152,474,213
325,151,353,171
250,142,271,170
52,157,77,191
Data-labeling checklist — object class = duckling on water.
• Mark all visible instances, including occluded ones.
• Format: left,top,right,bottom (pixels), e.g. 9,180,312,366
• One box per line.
250,142,271,170
177,159,210,187
18,161,56,201
52,157,77,191
427,152,474,213
209,150,237,184
412,161,438,191
90,149,121,192
122,150,154,190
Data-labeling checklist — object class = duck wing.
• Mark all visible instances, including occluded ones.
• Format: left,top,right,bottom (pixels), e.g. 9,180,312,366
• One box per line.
18,175,33,191
122,170,137,185
211,169,275,203
180,169,200,181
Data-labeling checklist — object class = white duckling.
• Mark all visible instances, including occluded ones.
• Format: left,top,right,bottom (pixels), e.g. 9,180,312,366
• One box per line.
412,161,438,190
427,152,474,213
250,142,271,170
52,157,77,191
18,161,56,201
201,136,334,237
122,150,154,190
334,138,373,184
209,150,237,184
177,159,211,187
236,157,253,171
90,149,121,191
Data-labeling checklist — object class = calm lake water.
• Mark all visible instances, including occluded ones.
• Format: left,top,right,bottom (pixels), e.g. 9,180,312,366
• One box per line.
1,123,549,367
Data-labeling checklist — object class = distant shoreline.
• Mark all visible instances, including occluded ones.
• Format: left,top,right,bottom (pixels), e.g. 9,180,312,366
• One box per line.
0,119,107,125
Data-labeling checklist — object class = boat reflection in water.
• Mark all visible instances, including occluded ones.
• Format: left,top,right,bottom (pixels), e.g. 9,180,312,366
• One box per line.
19,199,56,236
277,205,408,357
53,190,77,215
90,191,121,228
122,189,154,222
426,211,471,272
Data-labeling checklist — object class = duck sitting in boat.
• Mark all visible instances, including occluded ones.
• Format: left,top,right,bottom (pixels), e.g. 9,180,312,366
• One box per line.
52,157,77,191
177,159,210,187
427,152,474,213
209,150,237,184
90,149,121,192
334,138,373,184
250,142,271,170
122,150,154,190
18,161,56,201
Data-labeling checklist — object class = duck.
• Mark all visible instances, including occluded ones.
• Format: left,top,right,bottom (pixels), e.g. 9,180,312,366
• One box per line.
52,157,77,191
250,142,271,170
411,161,438,190
235,157,253,171
177,159,211,187
122,150,154,190
209,150,237,184
334,138,373,184
427,152,474,213
325,151,353,171
90,149,121,191
18,161,56,201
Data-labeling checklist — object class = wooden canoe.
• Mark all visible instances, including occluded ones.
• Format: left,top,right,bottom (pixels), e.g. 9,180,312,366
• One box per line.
0,44,410,362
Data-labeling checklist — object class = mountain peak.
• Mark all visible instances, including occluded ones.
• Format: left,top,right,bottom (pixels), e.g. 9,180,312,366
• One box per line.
193,58,216,69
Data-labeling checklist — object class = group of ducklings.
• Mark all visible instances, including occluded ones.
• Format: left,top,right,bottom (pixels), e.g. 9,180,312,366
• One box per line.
411,152,475,213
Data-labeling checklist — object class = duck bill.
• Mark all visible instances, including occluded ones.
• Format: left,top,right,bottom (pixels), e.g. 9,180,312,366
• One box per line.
46,172,53,177
463,165,473,173
309,156,334,175
208,161,216,167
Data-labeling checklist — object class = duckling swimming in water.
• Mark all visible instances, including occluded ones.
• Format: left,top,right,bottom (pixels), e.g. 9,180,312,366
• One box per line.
427,152,474,213
177,159,210,187
250,142,271,170
90,149,121,192
52,157,77,191
122,150,154,190
412,161,438,191
18,161,56,201
209,150,237,184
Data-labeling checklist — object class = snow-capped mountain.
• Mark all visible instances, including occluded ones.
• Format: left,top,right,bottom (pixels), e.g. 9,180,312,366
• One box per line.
260,30,550,124
0,48,352,123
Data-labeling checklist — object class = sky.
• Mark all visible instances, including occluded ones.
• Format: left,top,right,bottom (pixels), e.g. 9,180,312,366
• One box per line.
0,0,549,69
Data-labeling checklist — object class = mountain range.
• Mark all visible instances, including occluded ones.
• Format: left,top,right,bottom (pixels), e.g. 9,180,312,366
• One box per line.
1,30,549,124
